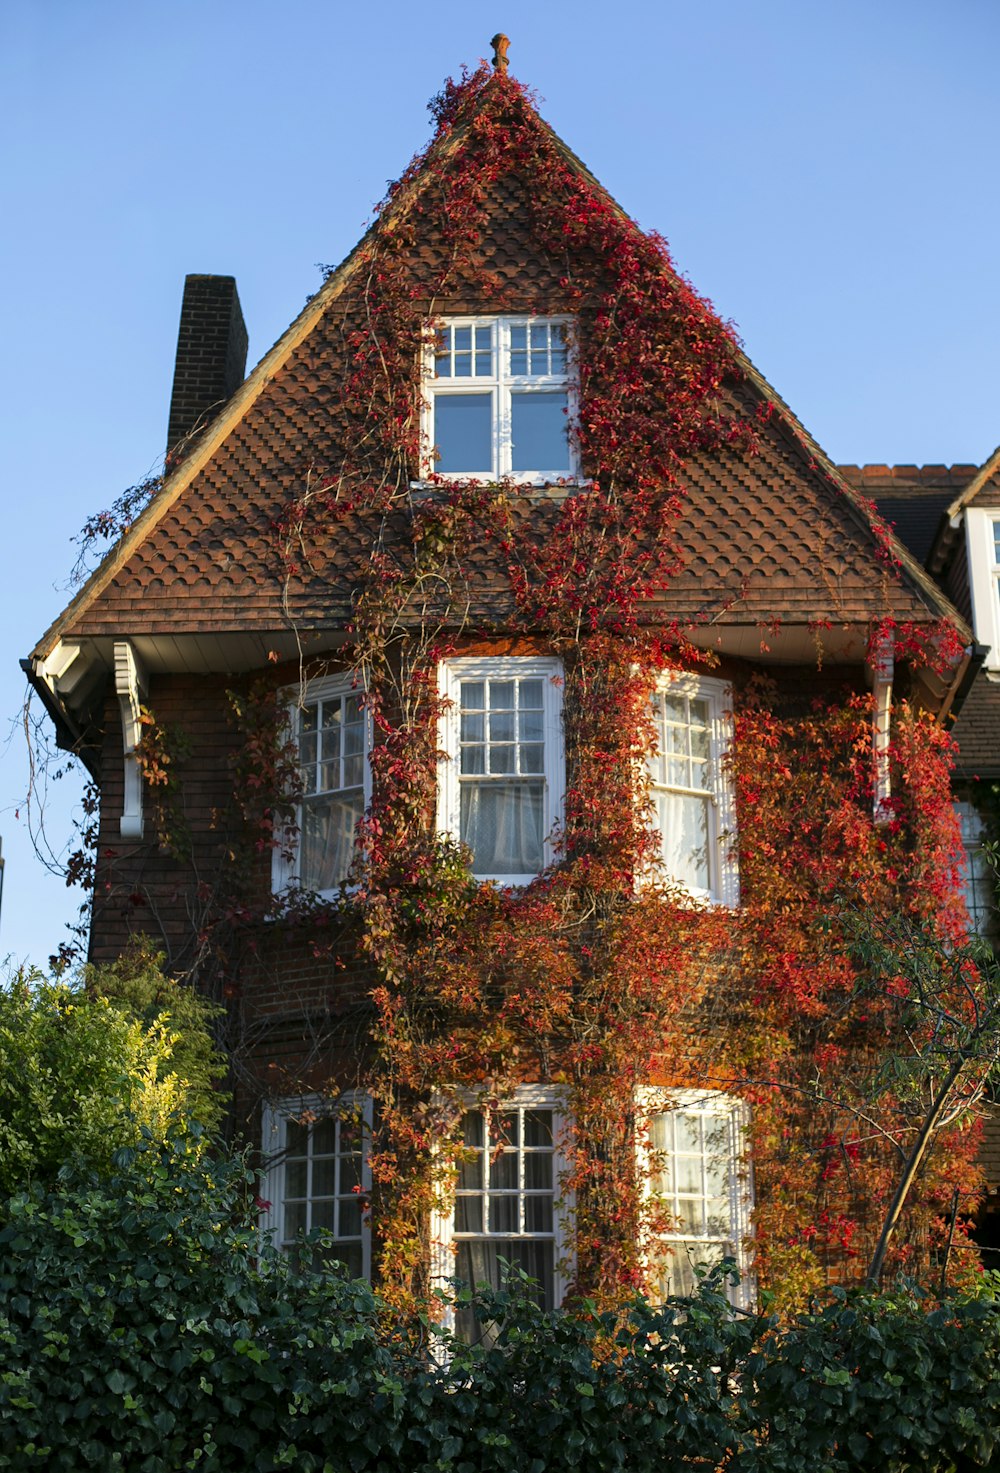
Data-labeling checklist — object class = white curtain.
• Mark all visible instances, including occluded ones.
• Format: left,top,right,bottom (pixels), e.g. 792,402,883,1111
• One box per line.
461,780,544,875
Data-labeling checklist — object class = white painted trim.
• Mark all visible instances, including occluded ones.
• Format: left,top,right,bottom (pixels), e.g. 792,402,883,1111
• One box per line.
965,507,1000,670
271,672,370,899
113,640,148,841
437,655,565,886
260,1092,373,1281
429,1085,574,1333
636,1086,754,1308
421,315,579,484
868,641,894,823
649,671,739,906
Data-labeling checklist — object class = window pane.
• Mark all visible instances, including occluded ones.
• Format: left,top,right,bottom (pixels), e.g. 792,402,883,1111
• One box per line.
458,1153,483,1191
313,1119,337,1154
328,1241,364,1278
300,789,364,890
460,780,545,875
312,1199,336,1232
524,1110,552,1148
673,1112,702,1155
525,1154,552,1191
433,394,493,473
489,1151,518,1191
339,1200,362,1236
455,1195,483,1233
284,1201,306,1240
488,1194,519,1232
655,790,711,891
285,1159,307,1198
524,1195,553,1233
286,1120,308,1155
511,392,569,473
462,1111,484,1148
312,1157,336,1197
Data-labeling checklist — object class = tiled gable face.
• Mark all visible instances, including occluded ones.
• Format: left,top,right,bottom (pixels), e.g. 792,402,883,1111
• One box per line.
64,110,940,649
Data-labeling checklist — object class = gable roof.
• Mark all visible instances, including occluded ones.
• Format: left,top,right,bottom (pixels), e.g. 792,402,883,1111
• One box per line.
31,71,969,671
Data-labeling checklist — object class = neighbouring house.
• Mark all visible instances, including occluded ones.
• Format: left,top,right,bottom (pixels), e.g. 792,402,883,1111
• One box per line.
840,459,1000,1266
25,46,996,1317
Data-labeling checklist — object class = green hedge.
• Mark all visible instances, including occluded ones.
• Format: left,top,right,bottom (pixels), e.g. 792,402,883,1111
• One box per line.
2,1134,999,1471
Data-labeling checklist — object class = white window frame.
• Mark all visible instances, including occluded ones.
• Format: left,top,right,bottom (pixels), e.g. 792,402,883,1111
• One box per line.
964,507,1000,669
648,672,739,906
637,1087,753,1309
955,800,994,937
260,1093,373,1280
430,1086,573,1336
271,673,371,899
421,315,579,484
438,656,564,886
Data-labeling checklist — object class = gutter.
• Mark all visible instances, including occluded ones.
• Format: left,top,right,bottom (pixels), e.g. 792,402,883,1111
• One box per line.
20,655,101,780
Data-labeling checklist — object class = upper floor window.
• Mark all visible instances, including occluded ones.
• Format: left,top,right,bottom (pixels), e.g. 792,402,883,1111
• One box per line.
956,800,994,938
640,1090,752,1307
423,316,576,483
649,674,738,905
438,656,564,886
964,508,1000,670
431,1088,571,1342
260,1097,372,1278
273,675,370,896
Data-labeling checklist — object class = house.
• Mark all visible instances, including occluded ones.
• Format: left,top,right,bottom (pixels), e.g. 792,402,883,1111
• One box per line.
25,45,989,1316
839,458,1000,1265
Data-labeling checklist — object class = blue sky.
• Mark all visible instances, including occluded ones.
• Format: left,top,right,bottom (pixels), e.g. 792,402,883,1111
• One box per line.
2,0,998,969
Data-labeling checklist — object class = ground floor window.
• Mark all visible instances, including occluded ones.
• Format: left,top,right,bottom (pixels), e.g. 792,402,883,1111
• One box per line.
260,1096,371,1278
432,1088,570,1341
641,1089,752,1306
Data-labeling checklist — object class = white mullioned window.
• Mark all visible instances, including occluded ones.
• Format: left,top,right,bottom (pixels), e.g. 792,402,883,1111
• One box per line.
431,1088,571,1342
956,800,994,937
438,656,564,886
273,674,370,896
639,1089,752,1307
964,508,1000,670
648,673,738,905
260,1096,372,1279
423,316,577,483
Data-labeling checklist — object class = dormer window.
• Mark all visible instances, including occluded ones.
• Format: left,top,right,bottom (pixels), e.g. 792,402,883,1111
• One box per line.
964,508,1000,670
423,316,576,483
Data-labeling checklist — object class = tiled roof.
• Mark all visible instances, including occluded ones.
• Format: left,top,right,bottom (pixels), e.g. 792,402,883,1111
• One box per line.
838,464,977,566
36,90,966,658
59,365,949,641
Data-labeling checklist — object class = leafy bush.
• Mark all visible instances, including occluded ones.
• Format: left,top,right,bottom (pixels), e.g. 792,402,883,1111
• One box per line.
0,1132,394,1471
2,1138,999,1472
86,940,229,1134
0,947,227,1196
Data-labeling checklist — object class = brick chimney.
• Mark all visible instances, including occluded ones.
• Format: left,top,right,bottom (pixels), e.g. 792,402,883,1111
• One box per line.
166,275,248,466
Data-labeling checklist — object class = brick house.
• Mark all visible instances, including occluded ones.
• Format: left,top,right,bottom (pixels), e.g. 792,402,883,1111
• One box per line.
25,52,991,1313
